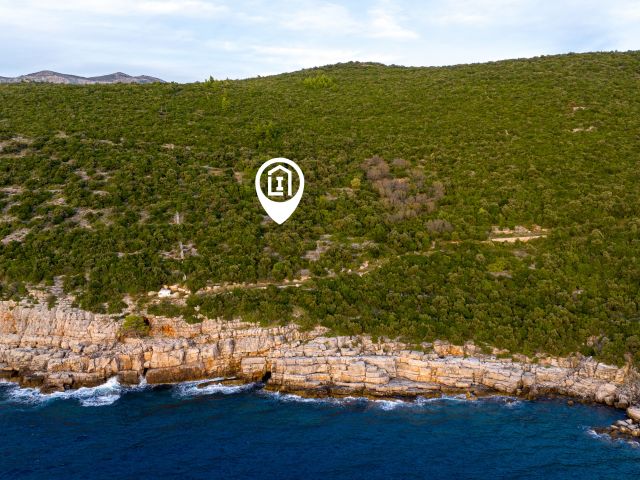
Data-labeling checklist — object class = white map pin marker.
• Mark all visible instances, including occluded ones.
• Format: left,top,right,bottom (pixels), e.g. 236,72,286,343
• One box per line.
255,157,304,224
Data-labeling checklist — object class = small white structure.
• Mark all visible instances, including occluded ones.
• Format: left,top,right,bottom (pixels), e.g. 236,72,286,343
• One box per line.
158,287,172,298
267,165,292,197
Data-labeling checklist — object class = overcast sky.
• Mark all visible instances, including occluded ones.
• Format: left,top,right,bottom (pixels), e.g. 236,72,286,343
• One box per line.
1,0,639,82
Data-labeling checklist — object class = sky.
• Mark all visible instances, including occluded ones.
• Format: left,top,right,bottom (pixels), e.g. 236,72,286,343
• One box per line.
1,0,639,82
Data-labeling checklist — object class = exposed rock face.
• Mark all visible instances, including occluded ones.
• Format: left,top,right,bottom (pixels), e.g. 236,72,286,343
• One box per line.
599,405,640,440
0,300,637,406
627,406,640,422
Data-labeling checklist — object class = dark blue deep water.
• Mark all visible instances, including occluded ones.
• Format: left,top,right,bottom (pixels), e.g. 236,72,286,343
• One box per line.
1,378,639,479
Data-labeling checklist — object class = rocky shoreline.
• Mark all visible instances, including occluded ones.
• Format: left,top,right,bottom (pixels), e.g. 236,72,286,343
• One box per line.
0,301,640,408
593,406,640,442
4,298,640,440
1,299,639,415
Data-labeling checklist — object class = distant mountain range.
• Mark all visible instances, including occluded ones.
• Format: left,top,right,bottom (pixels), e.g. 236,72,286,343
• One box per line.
0,70,165,85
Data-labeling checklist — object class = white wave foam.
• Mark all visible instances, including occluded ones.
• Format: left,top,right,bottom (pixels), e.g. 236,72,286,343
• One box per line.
587,428,609,440
586,427,640,448
268,395,467,410
2,376,255,407
0,375,525,412
261,392,429,410
373,394,472,410
415,394,468,405
2,375,156,407
137,375,148,388
5,377,128,407
260,391,523,410
172,378,257,398
259,390,367,407
373,399,409,410
416,394,523,407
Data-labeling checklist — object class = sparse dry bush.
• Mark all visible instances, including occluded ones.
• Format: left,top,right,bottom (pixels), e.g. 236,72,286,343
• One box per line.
362,156,390,181
361,156,446,221
392,158,410,169
426,219,453,234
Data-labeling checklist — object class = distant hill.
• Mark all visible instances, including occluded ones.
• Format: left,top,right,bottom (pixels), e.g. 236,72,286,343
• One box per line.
0,70,165,84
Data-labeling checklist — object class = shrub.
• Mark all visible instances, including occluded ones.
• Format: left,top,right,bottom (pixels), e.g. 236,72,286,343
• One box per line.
46,294,57,309
120,314,150,337
302,73,334,88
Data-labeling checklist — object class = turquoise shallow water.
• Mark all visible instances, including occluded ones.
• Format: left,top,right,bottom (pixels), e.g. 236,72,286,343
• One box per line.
1,378,639,479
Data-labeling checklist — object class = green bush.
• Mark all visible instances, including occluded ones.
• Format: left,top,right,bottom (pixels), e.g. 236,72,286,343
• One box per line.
302,73,335,88
120,314,150,337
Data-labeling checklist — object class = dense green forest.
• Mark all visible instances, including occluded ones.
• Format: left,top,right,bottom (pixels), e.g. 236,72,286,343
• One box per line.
1,51,639,365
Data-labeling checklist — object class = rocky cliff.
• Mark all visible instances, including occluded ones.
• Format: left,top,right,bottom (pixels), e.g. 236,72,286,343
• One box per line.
0,300,637,408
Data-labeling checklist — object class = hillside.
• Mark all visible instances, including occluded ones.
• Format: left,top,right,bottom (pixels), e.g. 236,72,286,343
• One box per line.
0,51,639,365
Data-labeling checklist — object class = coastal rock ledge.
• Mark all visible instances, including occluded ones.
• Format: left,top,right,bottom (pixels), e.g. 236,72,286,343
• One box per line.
0,300,638,406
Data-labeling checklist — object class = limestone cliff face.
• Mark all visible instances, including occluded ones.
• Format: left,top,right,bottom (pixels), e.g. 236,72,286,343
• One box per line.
0,300,637,407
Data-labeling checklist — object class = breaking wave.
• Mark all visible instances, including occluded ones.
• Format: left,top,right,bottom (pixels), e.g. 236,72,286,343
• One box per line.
586,428,609,441
172,378,259,398
0,375,524,411
372,399,409,410
586,427,640,448
259,391,522,411
0,376,259,407
259,390,364,406
415,394,469,405
0,377,146,407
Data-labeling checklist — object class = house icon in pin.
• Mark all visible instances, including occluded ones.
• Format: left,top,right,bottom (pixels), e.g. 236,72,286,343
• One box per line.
267,164,293,197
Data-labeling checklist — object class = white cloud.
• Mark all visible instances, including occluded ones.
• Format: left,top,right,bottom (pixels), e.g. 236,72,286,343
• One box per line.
1,0,639,81
603,1,640,50
368,1,419,39
251,45,359,68
281,2,358,33
276,1,419,40
608,0,640,20
423,0,524,26
0,0,227,21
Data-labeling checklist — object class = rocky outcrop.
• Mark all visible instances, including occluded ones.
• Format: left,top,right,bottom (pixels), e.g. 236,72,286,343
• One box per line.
0,300,637,407
627,406,640,422
598,406,640,440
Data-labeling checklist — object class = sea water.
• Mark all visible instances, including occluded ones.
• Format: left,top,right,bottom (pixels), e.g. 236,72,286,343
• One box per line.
1,379,639,479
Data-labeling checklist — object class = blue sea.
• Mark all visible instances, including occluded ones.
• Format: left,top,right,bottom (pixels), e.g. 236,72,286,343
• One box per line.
1,378,639,479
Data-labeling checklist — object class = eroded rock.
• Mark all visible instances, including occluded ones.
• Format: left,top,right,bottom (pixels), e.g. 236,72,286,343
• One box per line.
0,300,637,406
